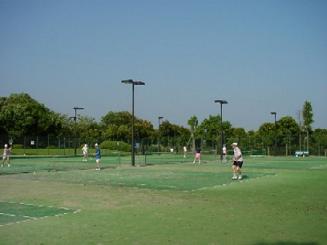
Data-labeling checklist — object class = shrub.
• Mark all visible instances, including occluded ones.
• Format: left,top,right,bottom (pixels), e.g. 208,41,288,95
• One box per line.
100,141,130,152
12,144,24,149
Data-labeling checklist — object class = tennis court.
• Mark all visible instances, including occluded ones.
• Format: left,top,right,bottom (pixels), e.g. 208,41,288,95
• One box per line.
1,154,275,191
1,155,326,244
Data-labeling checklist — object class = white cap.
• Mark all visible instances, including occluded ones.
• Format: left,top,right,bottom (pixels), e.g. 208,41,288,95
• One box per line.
95,143,98,147
231,143,238,146
4,144,8,148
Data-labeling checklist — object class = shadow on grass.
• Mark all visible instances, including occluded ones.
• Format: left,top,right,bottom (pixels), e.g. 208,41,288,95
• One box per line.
255,241,319,245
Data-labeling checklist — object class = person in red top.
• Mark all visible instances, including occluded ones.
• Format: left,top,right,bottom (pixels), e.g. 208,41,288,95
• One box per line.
193,148,201,165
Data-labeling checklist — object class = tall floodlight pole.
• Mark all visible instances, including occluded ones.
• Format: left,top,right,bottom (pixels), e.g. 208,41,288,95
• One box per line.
71,107,84,156
271,112,277,155
214,100,228,161
158,116,164,153
121,79,145,166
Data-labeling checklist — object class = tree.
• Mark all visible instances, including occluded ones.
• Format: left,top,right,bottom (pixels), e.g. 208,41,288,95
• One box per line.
0,93,63,139
229,128,247,147
76,116,101,144
187,116,198,152
101,111,155,144
312,129,327,155
197,115,220,150
276,116,300,155
257,123,275,155
302,101,314,152
197,115,232,151
159,120,185,150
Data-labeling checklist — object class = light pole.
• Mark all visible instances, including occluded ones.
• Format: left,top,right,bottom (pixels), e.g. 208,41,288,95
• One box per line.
158,116,164,153
122,79,145,166
71,107,84,156
270,112,277,155
214,100,228,161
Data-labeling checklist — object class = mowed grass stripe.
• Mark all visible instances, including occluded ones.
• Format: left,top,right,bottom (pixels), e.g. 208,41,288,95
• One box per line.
19,165,273,191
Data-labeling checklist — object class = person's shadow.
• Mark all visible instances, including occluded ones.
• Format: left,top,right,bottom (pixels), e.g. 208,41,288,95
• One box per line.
254,241,319,245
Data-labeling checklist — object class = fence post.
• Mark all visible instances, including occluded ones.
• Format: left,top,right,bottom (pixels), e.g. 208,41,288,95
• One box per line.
48,134,50,155
24,136,26,155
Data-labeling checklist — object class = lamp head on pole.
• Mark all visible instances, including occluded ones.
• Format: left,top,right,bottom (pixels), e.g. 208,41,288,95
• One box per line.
214,100,228,105
73,107,84,110
121,79,133,84
121,79,145,86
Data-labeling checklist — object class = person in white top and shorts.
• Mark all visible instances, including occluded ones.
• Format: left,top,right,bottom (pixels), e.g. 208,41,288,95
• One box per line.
82,144,88,162
2,144,11,167
231,143,243,180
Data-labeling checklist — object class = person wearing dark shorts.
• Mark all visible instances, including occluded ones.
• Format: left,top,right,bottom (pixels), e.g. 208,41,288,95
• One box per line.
231,143,243,180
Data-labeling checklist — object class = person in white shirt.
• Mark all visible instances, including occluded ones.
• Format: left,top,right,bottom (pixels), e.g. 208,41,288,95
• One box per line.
222,144,227,163
2,144,11,167
231,143,243,180
183,146,187,158
82,144,89,162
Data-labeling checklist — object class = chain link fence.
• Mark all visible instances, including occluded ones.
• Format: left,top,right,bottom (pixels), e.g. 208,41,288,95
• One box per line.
0,134,326,157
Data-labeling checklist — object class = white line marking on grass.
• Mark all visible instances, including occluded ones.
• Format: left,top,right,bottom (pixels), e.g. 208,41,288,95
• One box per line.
0,213,16,217
191,174,277,192
0,201,82,228
60,207,70,210
310,165,327,170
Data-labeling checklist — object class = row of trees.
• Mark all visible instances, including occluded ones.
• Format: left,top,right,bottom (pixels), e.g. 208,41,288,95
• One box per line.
1,93,327,155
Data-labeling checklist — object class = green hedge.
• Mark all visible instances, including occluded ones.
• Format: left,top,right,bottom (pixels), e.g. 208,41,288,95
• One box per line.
100,140,130,152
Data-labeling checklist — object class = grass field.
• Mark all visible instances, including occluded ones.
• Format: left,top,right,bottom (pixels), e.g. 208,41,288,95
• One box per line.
0,154,326,244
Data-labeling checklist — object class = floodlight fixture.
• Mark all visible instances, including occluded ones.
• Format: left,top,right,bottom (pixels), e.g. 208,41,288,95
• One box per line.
214,100,228,105
121,79,146,166
214,99,228,162
73,107,85,110
121,79,133,84
121,80,145,86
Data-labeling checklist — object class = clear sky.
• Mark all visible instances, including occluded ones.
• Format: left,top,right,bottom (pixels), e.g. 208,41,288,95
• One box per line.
1,0,326,130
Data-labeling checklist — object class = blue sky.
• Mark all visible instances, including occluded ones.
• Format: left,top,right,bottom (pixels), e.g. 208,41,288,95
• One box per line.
1,0,326,130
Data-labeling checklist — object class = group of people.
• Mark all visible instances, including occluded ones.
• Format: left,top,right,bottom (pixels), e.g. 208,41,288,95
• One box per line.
81,143,101,170
3,141,243,178
189,142,244,180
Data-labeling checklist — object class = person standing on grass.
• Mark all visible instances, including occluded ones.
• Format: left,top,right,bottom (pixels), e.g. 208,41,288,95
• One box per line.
94,143,101,170
222,144,227,163
231,143,243,180
82,144,88,162
183,146,187,158
193,148,201,165
2,144,11,167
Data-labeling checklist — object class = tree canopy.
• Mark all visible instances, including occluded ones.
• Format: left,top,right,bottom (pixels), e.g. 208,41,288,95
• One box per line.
1,93,326,155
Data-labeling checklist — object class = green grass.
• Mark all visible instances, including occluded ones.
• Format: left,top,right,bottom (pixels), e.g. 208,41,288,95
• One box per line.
0,156,326,244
